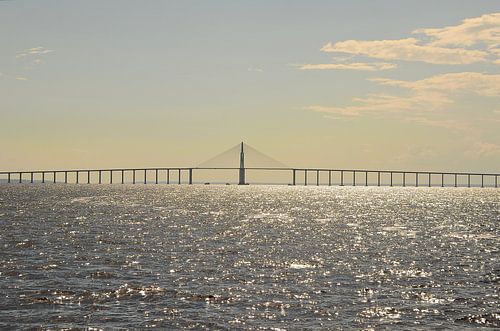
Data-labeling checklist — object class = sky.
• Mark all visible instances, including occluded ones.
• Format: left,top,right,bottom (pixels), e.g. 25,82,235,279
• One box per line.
1,0,499,173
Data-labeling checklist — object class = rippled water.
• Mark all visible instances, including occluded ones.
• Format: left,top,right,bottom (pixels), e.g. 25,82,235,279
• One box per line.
0,185,499,329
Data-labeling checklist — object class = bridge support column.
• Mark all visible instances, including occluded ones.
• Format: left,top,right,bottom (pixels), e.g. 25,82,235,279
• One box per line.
121,170,124,184
110,171,113,184
178,169,181,184
403,172,406,187
468,174,470,188
65,171,68,184
340,171,343,186
353,171,356,186
481,175,484,188
155,169,159,184
189,168,193,185
99,171,102,184
87,171,90,184
292,169,296,186
53,172,56,184
377,172,380,186
31,172,34,184
316,170,319,186
416,173,418,187
442,173,444,187
428,173,431,187
329,170,331,186
42,172,45,184
496,175,498,188
304,170,307,186
365,172,368,186
133,170,136,184
19,173,22,184
455,174,457,187
8,173,10,184
76,171,79,184
144,169,147,184
167,169,170,184
390,172,392,187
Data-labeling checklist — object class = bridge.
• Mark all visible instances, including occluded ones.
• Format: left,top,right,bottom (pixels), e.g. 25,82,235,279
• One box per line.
0,142,498,188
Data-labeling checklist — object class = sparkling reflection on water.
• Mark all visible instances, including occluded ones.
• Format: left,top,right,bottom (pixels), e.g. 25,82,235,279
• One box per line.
0,185,499,329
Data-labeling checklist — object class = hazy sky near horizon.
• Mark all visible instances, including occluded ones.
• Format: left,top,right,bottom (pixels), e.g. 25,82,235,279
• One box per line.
1,0,499,172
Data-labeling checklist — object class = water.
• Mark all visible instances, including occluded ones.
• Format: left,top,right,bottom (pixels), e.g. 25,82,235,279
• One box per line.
0,185,499,329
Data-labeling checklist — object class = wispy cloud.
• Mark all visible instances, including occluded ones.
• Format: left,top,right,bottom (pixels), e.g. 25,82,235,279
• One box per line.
320,12,499,65
321,38,488,65
299,62,396,71
414,12,500,48
16,46,54,59
304,72,500,129
0,72,29,81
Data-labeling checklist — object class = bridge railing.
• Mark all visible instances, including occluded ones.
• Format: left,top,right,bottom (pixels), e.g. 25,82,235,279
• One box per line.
0,167,498,188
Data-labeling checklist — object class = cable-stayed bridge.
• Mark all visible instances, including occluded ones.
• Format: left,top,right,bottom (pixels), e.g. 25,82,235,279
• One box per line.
0,142,498,188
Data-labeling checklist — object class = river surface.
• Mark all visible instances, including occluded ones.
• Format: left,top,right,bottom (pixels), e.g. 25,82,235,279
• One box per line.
0,185,499,329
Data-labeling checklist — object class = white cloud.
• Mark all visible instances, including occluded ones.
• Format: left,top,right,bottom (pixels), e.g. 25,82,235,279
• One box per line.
16,46,54,59
299,62,396,71
321,38,488,64
304,72,500,130
371,72,500,97
320,12,499,65
414,13,500,48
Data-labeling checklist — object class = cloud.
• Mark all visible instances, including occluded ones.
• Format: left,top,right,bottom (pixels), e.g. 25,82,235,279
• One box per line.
299,62,396,71
320,12,499,65
15,77,28,81
414,13,500,48
248,67,263,72
321,38,488,65
16,46,54,59
371,72,500,97
304,72,500,129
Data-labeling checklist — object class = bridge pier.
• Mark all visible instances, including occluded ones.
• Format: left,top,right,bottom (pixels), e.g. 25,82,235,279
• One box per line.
110,171,113,184
87,171,90,184
316,170,319,186
403,172,406,187
377,172,380,186
189,168,193,185
428,173,431,187
304,170,307,186
155,169,159,184
64,171,68,184
353,171,356,186
496,175,498,188
455,174,457,187
144,169,147,184
481,175,484,188
365,171,368,186
442,173,444,187
292,169,296,186
329,170,332,186
340,170,344,186
416,172,418,187
19,172,22,184
99,170,102,184
133,170,136,184
178,169,181,184
468,174,471,188
42,172,45,184
31,172,34,184
166,169,170,184
121,170,124,184
53,172,56,184
390,172,393,187
76,171,79,184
